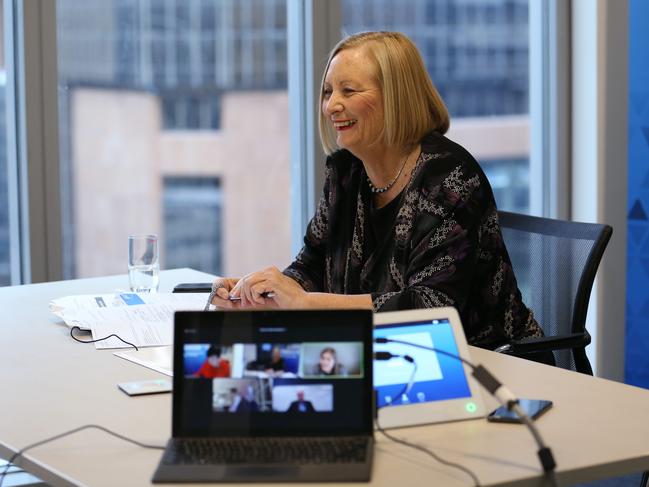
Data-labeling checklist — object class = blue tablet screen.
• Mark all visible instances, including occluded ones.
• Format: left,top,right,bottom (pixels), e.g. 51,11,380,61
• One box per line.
373,320,472,408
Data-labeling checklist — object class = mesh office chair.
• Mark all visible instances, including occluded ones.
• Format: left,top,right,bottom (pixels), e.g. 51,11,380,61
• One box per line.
496,211,613,375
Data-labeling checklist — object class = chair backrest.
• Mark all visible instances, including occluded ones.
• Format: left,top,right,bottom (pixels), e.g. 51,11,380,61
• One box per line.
498,211,613,373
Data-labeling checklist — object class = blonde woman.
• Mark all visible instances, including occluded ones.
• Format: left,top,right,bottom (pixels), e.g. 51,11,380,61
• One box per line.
212,32,544,354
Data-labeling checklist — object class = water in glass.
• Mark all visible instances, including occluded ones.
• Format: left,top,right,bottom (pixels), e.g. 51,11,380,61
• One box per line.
128,234,160,292
128,264,160,293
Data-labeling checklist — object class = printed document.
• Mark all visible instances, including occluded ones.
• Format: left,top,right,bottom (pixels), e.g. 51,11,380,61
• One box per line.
52,293,208,348
70,303,177,349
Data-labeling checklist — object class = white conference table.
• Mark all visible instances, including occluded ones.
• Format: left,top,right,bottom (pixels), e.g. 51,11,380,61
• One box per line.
1,268,648,487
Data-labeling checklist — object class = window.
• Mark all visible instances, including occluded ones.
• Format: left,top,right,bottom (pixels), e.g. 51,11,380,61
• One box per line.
161,91,222,131
0,69,8,285
163,177,222,275
0,3,11,285
4,0,562,287
342,0,531,213
57,0,291,280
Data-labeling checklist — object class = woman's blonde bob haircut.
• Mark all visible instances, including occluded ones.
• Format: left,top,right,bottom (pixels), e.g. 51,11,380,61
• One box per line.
319,31,450,155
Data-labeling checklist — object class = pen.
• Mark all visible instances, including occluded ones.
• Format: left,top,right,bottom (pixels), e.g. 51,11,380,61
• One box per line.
228,292,275,301
205,290,276,311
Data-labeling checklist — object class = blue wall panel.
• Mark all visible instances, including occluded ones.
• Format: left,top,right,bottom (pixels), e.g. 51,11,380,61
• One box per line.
626,0,649,388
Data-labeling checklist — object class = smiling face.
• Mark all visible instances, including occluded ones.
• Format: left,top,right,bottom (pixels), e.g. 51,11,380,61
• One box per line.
319,351,336,374
321,47,384,155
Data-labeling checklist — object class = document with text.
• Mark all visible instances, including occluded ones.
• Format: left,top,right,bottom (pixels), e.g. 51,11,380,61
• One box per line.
75,303,178,349
53,292,207,332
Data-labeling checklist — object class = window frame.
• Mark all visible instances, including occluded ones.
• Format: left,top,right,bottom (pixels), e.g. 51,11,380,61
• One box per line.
287,0,340,255
529,0,571,219
4,0,62,285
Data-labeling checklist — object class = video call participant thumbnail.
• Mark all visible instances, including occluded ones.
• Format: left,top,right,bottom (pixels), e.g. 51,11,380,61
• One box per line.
301,342,362,378
264,346,286,375
211,378,269,413
195,345,231,379
312,347,347,376
229,384,260,413
272,384,334,413
287,390,316,413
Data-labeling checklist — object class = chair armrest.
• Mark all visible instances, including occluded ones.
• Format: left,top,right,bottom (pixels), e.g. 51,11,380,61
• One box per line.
496,332,591,354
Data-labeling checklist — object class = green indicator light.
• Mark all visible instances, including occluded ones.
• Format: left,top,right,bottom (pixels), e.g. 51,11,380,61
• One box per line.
465,402,477,413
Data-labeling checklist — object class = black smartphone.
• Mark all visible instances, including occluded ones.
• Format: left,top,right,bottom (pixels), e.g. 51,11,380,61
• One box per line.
172,282,213,293
487,399,553,423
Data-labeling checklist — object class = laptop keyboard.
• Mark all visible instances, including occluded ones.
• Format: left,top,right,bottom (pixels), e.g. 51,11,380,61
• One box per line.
165,437,370,465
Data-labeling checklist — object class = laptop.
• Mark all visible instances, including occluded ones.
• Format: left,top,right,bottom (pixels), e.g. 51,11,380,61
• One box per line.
152,309,374,483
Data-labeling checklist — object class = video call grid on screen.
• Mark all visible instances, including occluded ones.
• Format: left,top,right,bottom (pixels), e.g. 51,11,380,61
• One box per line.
183,340,364,414
174,312,372,436
373,319,472,408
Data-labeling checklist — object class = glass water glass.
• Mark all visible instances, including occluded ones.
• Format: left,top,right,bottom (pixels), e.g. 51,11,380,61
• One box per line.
128,234,160,293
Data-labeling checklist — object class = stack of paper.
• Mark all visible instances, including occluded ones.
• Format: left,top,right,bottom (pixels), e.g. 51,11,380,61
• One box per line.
51,292,208,349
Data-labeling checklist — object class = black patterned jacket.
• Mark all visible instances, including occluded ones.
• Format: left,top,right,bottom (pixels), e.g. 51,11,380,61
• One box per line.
284,132,543,348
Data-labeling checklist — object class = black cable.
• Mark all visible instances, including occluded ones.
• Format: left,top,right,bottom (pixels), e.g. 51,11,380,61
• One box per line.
0,424,164,487
375,337,558,487
70,325,139,351
373,351,479,484
375,337,475,369
374,415,481,486
510,403,558,484
394,359,417,405
374,352,417,405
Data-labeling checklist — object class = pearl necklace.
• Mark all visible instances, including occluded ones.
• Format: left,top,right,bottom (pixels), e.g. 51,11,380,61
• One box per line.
367,152,410,194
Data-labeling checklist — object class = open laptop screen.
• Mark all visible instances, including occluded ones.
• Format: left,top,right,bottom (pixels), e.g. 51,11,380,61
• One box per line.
173,310,373,437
